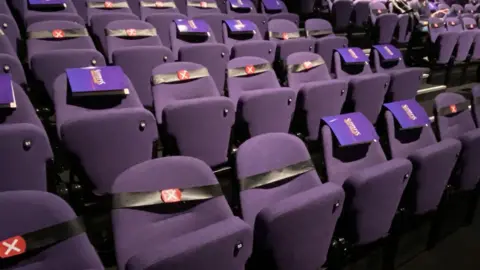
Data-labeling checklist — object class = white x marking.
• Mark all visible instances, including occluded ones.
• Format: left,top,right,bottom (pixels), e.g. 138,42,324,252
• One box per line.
177,70,190,80
52,29,64,38
245,65,255,74
3,239,20,255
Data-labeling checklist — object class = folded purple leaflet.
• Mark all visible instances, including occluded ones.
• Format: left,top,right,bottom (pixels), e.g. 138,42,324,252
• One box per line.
175,19,210,33
0,74,15,109
373,44,402,62
225,19,256,33
263,0,282,10
66,66,129,96
322,112,379,146
336,47,369,64
384,100,430,129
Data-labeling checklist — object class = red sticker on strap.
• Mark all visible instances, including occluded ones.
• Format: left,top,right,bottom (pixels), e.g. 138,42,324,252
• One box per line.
245,65,255,74
303,61,312,69
200,1,207,7
450,104,457,113
377,9,382,13
155,1,164,7
51,29,65,39
104,1,113,8
282,32,289,40
126,29,137,36
177,70,190,80
161,189,182,203
0,236,26,258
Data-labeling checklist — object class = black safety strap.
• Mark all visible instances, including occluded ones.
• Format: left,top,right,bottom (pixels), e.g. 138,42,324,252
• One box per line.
111,184,224,209
239,160,315,191
269,31,300,40
305,29,332,38
88,1,129,9
227,63,272,77
106,28,157,37
27,28,88,39
438,101,470,116
372,8,388,16
288,57,325,73
140,0,177,8
0,217,84,264
187,1,218,8
151,68,209,85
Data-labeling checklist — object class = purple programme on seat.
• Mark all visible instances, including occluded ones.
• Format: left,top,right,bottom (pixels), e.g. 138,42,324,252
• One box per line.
322,112,379,146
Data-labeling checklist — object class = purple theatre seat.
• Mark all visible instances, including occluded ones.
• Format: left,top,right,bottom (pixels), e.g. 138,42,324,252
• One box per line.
450,3,463,17
396,13,412,44
111,157,253,270
369,1,398,44
382,100,461,215
428,17,459,65
268,19,315,62
53,68,158,193
305,19,349,74
0,191,104,269
86,0,135,25
20,0,84,27
186,0,221,16
90,12,139,54
227,56,296,140
0,14,21,55
26,20,95,64
445,17,473,62
105,20,174,108
352,0,370,29
464,3,476,16
331,0,353,32
333,47,390,124
30,49,106,100
236,133,345,269
321,112,412,245
434,93,480,191
371,44,427,102
0,0,12,17
260,0,299,25
0,54,27,89
0,27,17,58
146,12,187,49
193,13,232,42
222,19,276,63
226,0,256,14
170,19,230,92
233,13,269,39
0,81,53,192
286,52,348,140
139,0,180,20
472,85,480,125
461,18,480,61
151,62,234,167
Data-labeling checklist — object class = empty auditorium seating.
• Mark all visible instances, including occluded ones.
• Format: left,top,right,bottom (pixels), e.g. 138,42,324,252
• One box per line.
428,17,459,65
186,0,221,16
146,12,187,49
446,17,474,62
139,0,179,20
86,0,134,26
227,56,295,141
0,14,20,54
370,44,427,101
268,19,314,64
90,12,139,54
226,0,256,14
260,0,299,25
369,1,398,44
329,0,353,32
0,191,104,269
19,0,84,27
193,13,231,42
333,47,390,123
111,156,253,270
235,132,345,269
286,52,348,140
352,0,370,30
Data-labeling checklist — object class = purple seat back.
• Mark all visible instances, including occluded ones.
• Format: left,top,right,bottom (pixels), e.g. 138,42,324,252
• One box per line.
235,133,345,269
429,17,459,64
186,0,221,16
0,191,103,269
86,0,134,25
434,92,476,139
268,19,315,59
90,13,139,54
287,52,332,84
170,19,217,55
0,83,53,192
0,54,27,89
352,1,370,27
445,17,475,61
233,13,269,39
370,2,398,44
193,13,232,42
146,13,188,49
472,85,480,125
396,13,412,44
226,0,257,14
140,0,180,20
0,14,20,55
334,48,372,78
464,3,476,14
23,0,83,26
331,0,353,32
462,17,480,60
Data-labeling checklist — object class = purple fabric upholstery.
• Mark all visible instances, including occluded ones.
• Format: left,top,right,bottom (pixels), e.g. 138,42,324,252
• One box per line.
371,45,427,102
228,56,296,138
111,157,253,270
140,0,180,20
0,0,12,17
305,19,349,73
226,0,256,14
333,50,390,123
174,0,187,14
446,17,473,62
152,62,234,167
321,120,412,245
90,13,139,55
53,73,158,193
222,19,276,63
396,13,412,44
30,49,106,100
0,28,17,58
170,20,230,91
0,191,104,269
0,54,27,89
352,1,370,28
0,83,52,192
233,13,269,39
286,52,348,140
268,19,315,60
428,17,459,64
462,17,480,60
186,0,221,16
0,14,21,55
472,85,480,126
193,13,232,43
383,108,461,215
331,0,353,32
126,0,141,16
146,13,188,49
434,92,480,191
236,133,345,269
260,0,299,25
86,0,135,25
27,21,95,64
370,2,398,44
21,0,83,27
72,0,88,21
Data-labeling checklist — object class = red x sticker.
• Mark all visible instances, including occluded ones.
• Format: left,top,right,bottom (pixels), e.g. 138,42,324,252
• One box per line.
51,29,65,39
0,236,26,259
245,65,255,74
433,23,438,28
155,1,164,7
161,189,182,203
450,104,457,113
303,61,312,69
177,70,190,80
200,1,207,7
282,32,289,40
126,29,137,36
104,1,113,8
